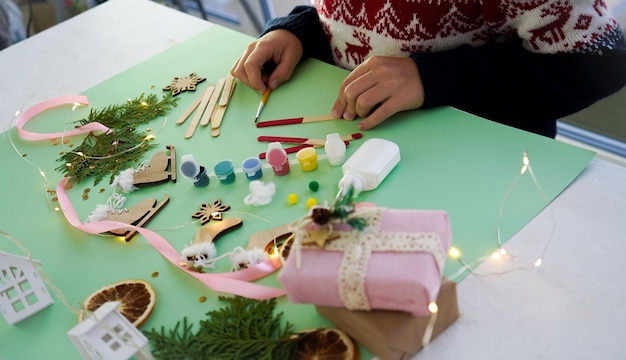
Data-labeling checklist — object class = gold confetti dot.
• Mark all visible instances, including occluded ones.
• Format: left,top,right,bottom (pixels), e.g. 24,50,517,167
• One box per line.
52,141,59,146
64,183,73,190
63,139,69,144
83,188,91,193
59,151,65,155
99,188,106,193
151,272,159,278
69,144,74,147
82,194,89,200
179,262,188,267
51,197,58,202
198,296,207,303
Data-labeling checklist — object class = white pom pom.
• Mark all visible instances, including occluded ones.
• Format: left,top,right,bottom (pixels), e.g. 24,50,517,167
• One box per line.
181,242,217,268
85,204,113,223
243,180,276,206
230,246,268,271
112,168,137,193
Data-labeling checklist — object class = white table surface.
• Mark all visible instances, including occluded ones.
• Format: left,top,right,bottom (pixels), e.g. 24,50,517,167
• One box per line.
1,1,625,359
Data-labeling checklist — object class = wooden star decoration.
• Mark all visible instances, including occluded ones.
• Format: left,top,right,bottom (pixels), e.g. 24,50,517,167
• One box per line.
192,199,230,225
163,72,206,96
300,226,340,248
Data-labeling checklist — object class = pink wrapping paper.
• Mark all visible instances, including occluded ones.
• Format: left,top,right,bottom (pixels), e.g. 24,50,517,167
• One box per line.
278,208,452,316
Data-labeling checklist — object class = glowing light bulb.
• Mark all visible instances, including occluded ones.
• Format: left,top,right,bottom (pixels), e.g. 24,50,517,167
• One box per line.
448,247,461,259
268,247,280,259
14,110,21,116
145,134,156,141
491,247,507,260
428,301,439,314
533,258,543,267
39,170,46,177
520,152,530,174
141,101,148,106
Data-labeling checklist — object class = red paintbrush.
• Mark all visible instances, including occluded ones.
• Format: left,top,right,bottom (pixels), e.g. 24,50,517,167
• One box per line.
256,114,337,128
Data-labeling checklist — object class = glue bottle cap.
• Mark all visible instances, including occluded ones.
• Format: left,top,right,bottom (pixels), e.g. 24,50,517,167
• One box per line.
338,172,364,197
325,133,346,166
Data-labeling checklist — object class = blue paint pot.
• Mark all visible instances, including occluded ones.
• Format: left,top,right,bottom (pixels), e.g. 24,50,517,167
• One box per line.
241,157,263,180
193,166,210,187
214,160,236,184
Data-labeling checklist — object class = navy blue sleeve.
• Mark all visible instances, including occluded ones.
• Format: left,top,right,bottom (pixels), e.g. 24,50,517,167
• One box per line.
261,6,334,64
412,29,626,137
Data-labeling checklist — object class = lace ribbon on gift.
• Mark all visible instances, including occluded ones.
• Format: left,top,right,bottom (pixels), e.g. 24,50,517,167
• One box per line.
303,208,446,311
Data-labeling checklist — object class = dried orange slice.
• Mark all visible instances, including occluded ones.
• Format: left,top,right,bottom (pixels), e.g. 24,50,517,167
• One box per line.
79,279,156,328
291,327,359,360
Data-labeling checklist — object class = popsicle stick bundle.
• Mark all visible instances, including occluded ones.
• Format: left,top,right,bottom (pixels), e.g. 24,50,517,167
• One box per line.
176,73,236,138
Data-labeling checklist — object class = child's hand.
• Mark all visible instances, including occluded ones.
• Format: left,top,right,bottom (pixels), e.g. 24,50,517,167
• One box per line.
231,30,303,93
332,56,425,130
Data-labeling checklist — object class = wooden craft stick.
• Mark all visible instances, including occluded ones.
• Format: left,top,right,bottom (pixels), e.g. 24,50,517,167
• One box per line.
200,78,225,127
175,96,201,125
219,73,236,107
185,85,215,139
210,104,228,137
255,114,336,128
210,77,236,134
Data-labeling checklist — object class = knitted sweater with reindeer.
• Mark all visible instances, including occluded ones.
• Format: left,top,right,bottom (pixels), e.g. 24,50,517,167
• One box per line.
263,1,626,137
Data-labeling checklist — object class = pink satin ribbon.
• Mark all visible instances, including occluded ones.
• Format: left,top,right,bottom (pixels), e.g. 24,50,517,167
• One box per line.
20,95,285,298
16,95,111,140
56,175,285,299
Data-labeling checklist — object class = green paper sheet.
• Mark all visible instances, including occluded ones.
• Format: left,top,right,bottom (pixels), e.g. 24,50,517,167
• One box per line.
0,25,594,359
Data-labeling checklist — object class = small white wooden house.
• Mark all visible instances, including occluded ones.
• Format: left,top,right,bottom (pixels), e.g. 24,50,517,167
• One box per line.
0,250,54,325
68,301,153,360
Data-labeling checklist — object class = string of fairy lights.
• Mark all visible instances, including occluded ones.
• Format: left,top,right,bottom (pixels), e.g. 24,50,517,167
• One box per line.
8,97,558,283
2,98,558,356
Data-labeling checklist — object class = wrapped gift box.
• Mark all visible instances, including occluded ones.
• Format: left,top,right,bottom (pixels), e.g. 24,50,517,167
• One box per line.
316,279,459,360
278,207,452,316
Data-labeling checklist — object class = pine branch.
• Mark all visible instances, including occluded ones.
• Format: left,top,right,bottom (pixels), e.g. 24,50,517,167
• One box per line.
144,317,204,360
144,296,298,360
76,93,177,129
55,93,177,185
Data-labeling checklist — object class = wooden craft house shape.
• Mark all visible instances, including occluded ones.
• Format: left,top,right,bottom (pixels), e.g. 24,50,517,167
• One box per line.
0,250,54,325
68,301,154,360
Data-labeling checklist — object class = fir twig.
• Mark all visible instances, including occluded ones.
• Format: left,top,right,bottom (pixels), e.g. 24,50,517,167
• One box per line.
55,93,177,185
144,296,299,360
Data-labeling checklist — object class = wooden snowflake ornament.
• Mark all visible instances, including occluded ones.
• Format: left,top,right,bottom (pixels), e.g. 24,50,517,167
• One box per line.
192,199,230,225
163,73,206,96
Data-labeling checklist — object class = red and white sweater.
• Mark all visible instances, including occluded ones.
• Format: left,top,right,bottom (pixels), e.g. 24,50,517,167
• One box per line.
314,0,621,69
264,1,626,137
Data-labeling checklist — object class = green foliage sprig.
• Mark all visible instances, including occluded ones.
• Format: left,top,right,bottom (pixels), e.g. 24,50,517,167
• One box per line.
55,93,177,185
144,296,298,360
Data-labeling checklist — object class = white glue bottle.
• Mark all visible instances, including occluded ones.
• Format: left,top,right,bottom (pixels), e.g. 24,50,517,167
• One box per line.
337,138,400,197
